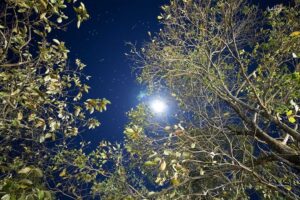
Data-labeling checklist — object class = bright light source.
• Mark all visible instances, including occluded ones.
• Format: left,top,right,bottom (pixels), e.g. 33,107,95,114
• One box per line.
150,99,167,114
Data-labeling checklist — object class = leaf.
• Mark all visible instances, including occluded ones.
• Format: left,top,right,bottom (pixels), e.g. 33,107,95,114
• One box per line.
59,168,67,177
171,178,180,186
33,29,44,36
33,168,43,177
290,31,300,37
19,179,33,186
18,167,32,174
157,15,163,20
175,152,181,157
11,89,20,96
148,192,156,196
144,161,157,167
163,150,172,156
285,185,292,191
200,168,205,175
159,160,167,171
44,133,52,139
286,110,293,116
292,53,298,58
40,13,47,20
1,194,10,200
74,106,82,116
191,143,196,149
53,39,60,44
288,116,296,123
57,17,62,23
17,112,23,120
35,118,45,128
77,20,81,28
87,118,100,129
40,0,48,9
39,135,45,143
37,190,45,200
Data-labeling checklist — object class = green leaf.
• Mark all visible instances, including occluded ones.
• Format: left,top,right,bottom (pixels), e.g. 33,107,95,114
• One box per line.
285,185,292,191
144,161,157,166
288,116,296,123
286,110,293,116
171,178,180,186
38,190,45,200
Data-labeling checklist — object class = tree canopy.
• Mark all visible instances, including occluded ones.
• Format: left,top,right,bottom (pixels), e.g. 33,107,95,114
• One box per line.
119,0,300,199
1,0,300,199
0,0,115,199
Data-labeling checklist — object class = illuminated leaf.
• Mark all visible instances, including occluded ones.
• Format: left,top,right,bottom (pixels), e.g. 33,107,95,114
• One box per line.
286,110,293,116
157,15,163,20
171,178,180,186
1,194,11,200
59,168,67,177
288,116,296,123
285,185,292,191
39,135,45,143
290,31,300,37
17,112,23,120
144,161,157,166
191,143,196,149
159,160,167,171
18,167,32,174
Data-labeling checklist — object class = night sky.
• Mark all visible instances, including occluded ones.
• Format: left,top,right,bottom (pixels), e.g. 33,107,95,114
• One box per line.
59,0,289,147
59,0,169,145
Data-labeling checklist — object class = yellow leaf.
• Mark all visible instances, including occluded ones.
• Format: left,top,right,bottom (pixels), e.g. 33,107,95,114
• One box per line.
290,31,300,37
17,112,23,120
59,168,67,177
286,110,293,116
288,116,296,123
285,185,292,191
171,178,180,186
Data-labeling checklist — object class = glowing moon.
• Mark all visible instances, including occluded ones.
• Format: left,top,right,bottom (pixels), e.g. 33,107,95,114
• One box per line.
150,99,167,113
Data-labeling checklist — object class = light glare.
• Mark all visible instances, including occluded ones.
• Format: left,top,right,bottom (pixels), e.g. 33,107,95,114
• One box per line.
150,99,167,113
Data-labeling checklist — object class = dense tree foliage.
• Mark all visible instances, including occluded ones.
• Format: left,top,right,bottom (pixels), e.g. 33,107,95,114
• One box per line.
119,0,300,199
0,0,117,199
2,0,300,199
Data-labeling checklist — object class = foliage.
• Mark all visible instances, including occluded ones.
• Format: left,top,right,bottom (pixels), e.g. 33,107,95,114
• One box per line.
0,0,115,199
120,0,300,199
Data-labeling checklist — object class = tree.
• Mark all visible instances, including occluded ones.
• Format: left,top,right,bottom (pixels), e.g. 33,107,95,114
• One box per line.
121,0,300,199
0,0,115,199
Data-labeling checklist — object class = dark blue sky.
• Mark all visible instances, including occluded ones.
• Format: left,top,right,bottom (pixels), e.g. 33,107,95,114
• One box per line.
60,0,168,144
60,0,289,146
